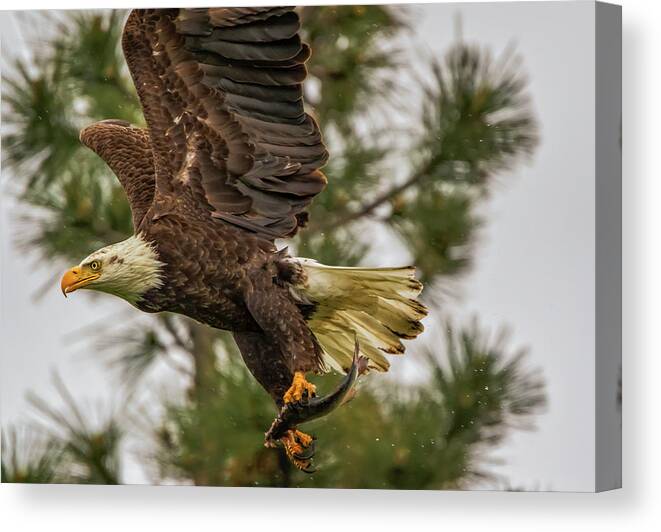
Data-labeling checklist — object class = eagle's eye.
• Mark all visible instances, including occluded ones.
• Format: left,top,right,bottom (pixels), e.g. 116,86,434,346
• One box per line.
89,260,101,271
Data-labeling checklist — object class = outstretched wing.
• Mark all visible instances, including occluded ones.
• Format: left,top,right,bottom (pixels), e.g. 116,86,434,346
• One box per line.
122,7,328,239
79,119,155,230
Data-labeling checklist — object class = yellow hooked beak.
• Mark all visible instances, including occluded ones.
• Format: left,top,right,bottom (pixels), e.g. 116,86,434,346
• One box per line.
60,266,101,297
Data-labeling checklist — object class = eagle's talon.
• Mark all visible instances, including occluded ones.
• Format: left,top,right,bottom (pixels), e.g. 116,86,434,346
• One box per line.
283,371,317,405
293,446,315,461
278,429,316,472
291,437,315,460
293,429,314,448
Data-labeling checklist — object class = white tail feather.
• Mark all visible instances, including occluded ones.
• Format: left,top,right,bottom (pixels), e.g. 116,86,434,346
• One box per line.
289,259,428,373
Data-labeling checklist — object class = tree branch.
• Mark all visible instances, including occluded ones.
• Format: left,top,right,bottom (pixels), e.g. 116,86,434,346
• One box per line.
317,154,445,232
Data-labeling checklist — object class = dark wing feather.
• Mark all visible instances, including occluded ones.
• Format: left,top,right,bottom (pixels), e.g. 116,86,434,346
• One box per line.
122,7,328,240
79,120,155,230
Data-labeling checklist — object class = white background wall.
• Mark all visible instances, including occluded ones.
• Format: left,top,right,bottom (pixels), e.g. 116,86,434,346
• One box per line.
1,0,658,530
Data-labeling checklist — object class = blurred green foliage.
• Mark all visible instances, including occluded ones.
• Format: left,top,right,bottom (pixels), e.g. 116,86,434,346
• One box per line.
1,428,63,484
1,7,543,488
2,374,122,484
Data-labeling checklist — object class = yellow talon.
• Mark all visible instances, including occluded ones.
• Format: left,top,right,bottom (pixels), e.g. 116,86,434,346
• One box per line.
282,431,304,456
280,429,316,472
293,429,313,447
283,371,316,404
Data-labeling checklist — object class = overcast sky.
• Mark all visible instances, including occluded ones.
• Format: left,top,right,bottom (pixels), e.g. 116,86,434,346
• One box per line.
1,2,597,490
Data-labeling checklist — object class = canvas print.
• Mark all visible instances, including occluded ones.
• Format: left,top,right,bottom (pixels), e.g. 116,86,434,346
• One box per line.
0,2,621,490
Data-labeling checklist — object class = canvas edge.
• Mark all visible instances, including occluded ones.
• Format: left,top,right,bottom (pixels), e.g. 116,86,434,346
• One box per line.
595,0,622,493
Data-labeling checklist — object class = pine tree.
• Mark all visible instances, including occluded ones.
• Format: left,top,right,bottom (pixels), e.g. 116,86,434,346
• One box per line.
1,7,544,488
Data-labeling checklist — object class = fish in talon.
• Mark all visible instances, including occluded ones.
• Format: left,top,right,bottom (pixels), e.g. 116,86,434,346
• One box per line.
266,341,369,446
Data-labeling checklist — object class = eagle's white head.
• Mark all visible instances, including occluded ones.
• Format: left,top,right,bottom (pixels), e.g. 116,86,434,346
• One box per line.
60,234,164,305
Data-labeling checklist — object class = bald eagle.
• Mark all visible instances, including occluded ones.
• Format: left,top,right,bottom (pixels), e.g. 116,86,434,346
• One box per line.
60,7,427,471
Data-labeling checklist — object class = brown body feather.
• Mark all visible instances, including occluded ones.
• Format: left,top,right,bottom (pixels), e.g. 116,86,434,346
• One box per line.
135,197,324,375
